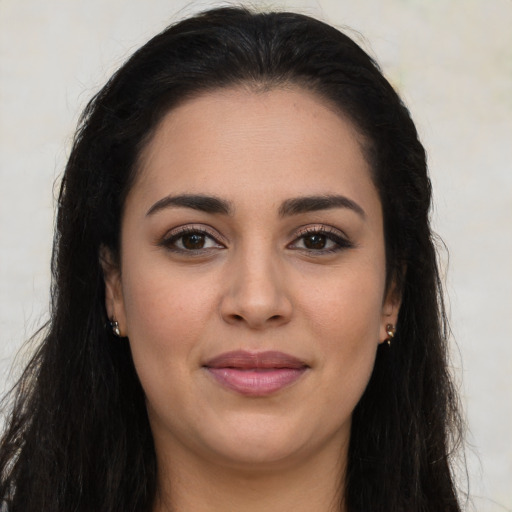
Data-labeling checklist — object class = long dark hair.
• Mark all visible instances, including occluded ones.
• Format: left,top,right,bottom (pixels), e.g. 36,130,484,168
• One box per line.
0,7,463,511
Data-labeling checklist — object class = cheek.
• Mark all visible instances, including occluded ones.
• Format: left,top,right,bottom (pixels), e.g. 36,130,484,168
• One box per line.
123,255,214,327
120,259,219,377
120,266,221,434
300,262,385,343
297,263,385,407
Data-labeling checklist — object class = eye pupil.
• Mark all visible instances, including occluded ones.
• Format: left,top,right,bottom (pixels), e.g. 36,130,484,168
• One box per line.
182,233,205,250
304,234,326,249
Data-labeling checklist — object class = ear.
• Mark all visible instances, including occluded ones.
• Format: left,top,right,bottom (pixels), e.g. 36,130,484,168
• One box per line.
99,245,127,337
379,278,402,344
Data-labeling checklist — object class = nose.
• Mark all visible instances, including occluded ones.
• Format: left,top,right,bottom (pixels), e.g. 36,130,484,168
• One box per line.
219,248,293,329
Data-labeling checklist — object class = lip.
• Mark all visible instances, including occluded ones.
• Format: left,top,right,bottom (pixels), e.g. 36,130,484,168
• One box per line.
203,350,309,397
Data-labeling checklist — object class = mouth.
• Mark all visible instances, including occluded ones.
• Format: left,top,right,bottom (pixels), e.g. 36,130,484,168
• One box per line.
203,350,309,397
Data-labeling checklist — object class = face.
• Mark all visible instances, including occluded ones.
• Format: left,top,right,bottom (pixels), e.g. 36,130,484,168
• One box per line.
103,86,399,474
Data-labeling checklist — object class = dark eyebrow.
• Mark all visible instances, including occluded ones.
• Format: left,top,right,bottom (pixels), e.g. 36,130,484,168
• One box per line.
278,195,366,219
146,194,233,217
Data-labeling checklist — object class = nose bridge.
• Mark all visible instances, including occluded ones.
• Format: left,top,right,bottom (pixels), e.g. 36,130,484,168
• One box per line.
220,235,292,328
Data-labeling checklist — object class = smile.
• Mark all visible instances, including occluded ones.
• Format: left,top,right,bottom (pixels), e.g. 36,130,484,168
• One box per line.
203,350,309,397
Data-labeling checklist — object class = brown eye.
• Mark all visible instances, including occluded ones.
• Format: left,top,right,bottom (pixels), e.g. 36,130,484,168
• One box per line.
288,227,353,254
160,227,225,253
182,233,206,250
303,234,327,250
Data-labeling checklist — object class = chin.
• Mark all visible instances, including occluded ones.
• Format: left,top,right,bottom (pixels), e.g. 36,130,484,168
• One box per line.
194,412,348,472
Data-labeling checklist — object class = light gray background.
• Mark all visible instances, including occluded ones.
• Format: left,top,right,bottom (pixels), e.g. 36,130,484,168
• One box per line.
1,1,511,510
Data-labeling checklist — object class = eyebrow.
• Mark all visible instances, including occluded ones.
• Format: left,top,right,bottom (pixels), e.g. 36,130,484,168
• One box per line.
146,193,365,219
278,195,366,219
146,194,233,217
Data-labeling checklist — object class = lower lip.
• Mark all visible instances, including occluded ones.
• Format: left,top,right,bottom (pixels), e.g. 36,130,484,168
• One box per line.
206,367,307,396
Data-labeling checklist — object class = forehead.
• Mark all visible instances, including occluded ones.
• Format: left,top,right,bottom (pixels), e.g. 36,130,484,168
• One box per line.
131,86,379,215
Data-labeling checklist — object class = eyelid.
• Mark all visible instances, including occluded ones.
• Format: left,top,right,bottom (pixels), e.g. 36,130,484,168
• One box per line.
158,224,227,250
293,224,349,240
156,223,353,254
288,224,354,252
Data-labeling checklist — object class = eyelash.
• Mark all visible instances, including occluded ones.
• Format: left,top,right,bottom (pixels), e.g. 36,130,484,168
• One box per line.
159,225,353,255
159,225,225,254
289,226,353,254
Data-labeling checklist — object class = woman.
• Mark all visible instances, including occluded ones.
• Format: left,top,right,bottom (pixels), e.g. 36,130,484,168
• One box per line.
0,6,463,511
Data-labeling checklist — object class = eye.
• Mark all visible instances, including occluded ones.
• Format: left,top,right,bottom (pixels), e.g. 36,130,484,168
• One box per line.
289,226,353,254
160,226,225,253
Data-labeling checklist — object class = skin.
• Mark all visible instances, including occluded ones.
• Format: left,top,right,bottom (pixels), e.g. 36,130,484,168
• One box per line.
103,86,400,512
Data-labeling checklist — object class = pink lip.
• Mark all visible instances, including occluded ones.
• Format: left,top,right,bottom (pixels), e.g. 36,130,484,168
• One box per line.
203,350,309,397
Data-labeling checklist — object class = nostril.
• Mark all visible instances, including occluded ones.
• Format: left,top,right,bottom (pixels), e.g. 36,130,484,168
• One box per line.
220,291,293,328
228,313,283,324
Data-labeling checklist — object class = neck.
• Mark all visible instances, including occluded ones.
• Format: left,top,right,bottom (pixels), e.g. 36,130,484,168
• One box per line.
153,440,348,512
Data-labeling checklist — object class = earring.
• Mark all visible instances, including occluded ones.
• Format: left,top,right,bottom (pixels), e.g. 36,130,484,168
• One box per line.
110,319,121,337
385,324,396,346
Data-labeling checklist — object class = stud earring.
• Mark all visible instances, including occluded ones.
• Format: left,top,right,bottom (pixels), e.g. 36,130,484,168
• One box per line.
385,324,396,346
110,319,121,337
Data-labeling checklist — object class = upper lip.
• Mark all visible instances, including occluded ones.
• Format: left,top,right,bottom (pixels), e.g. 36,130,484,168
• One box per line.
203,350,308,369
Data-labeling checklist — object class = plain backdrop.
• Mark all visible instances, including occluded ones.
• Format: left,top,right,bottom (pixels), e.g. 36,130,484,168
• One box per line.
1,0,511,510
